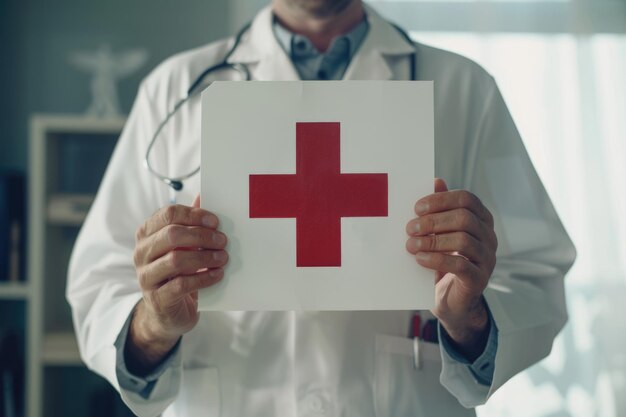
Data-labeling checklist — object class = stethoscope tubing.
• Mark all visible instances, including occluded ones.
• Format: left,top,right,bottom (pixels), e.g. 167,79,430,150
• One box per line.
145,21,416,193
144,23,253,192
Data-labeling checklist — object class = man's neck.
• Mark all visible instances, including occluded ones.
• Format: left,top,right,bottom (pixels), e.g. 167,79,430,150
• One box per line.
272,0,365,53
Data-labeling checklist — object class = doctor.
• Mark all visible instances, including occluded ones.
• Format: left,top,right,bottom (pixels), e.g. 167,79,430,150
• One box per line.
67,0,576,416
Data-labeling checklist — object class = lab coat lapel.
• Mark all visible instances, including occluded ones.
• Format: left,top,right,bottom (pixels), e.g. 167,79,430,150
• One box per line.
343,48,393,80
227,6,300,81
253,48,301,81
344,5,416,81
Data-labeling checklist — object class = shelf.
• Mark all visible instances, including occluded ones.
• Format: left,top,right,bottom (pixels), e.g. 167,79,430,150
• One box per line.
31,114,126,135
28,113,127,417
42,332,83,366
47,194,94,226
0,282,31,299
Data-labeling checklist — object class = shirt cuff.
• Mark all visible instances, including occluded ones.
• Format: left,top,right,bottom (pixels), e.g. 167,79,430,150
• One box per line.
438,309,498,386
114,308,181,399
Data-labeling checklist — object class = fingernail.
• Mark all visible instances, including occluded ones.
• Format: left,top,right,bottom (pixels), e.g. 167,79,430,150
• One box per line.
415,202,429,215
412,237,422,250
412,222,421,234
203,214,216,228
213,251,227,262
416,252,430,262
213,233,226,246
209,268,222,278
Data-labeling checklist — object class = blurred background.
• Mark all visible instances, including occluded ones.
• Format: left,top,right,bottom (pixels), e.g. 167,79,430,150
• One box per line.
0,0,624,416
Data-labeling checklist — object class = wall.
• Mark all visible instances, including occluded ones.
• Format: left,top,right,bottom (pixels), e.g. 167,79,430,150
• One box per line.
0,0,232,172
228,0,270,32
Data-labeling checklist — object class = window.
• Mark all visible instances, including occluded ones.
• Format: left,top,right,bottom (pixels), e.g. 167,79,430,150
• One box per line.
371,2,626,416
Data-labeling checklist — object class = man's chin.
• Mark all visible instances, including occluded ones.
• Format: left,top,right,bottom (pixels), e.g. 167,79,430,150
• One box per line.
286,0,357,18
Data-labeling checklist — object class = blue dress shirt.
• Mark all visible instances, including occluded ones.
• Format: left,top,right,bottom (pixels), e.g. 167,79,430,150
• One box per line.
272,16,369,81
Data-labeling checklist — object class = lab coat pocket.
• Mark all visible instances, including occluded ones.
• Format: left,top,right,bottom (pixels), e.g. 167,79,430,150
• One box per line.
179,367,221,416
374,334,474,417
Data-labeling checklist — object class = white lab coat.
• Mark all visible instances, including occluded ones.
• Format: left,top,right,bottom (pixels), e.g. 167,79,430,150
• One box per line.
67,4,576,417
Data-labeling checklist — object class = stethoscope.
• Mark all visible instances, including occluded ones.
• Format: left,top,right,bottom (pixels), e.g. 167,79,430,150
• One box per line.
144,21,417,193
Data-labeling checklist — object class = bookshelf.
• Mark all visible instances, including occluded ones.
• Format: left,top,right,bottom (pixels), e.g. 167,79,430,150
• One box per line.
28,114,133,417
0,299,26,417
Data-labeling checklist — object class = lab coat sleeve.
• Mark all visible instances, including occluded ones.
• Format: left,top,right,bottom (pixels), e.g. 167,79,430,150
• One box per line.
438,76,577,407
66,80,182,417
439,308,498,385
114,307,182,398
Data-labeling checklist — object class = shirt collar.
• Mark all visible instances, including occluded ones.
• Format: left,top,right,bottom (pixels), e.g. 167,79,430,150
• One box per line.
227,5,415,65
272,15,369,62
225,5,415,81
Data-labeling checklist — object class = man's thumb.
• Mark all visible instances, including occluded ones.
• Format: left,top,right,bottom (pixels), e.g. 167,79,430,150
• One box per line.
192,194,200,208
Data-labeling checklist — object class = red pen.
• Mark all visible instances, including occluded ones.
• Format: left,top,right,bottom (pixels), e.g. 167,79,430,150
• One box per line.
412,313,422,339
412,313,422,369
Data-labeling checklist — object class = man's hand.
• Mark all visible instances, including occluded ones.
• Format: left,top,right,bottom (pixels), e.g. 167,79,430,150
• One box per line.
127,196,228,375
406,179,497,361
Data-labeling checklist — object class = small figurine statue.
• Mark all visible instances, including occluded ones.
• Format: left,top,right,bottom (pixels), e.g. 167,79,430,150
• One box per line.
69,43,148,117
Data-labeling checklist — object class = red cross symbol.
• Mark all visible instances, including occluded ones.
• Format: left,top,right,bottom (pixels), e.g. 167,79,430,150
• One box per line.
249,122,388,267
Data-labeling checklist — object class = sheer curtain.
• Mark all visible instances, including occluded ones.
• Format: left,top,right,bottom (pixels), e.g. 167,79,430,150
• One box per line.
371,1,626,416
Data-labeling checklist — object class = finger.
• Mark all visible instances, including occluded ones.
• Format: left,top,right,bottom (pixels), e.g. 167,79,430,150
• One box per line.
406,208,485,240
415,252,484,293
136,225,228,265
155,268,224,306
406,232,483,263
136,204,219,240
434,177,448,193
138,249,229,290
415,189,493,226
192,195,200,208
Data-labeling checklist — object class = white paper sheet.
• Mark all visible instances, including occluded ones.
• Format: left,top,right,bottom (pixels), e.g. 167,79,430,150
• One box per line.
199,81,434,311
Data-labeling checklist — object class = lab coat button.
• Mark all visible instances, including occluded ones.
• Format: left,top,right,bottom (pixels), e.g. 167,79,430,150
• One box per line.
301,391,331,416
308,395,324,412
295,39,307,51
